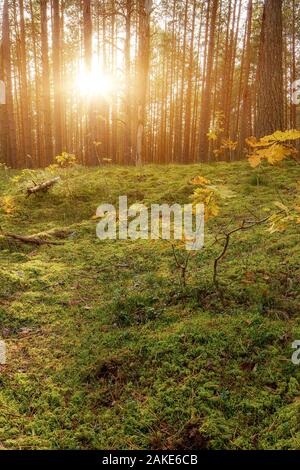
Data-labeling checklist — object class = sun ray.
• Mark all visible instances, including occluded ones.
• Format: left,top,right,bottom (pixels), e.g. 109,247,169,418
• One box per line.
75,68,115,99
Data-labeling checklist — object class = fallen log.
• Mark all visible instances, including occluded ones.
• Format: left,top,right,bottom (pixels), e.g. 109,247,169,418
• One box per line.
2,231,63,246
26,177,60,197
35,228,74,239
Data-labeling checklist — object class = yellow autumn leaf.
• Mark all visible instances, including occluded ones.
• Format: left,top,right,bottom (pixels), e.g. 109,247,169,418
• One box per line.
245,136,258,148
205,203,219,221
221,139,237,150
1,195,16,215
248,154,261,168
266,129,300,143
265,144,292,165
207,130,218,141
191,176,211,186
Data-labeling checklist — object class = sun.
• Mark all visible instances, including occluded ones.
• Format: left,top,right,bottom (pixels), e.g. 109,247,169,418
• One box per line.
76,68,114,98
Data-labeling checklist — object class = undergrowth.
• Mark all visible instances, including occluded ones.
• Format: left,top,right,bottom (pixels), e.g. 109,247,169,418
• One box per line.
0,161,299,449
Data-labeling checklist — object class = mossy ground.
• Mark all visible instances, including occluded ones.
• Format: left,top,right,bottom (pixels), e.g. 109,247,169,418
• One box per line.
0,161,300,450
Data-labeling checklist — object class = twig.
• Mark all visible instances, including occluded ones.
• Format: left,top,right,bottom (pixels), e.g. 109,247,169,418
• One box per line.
213,211,285,293
171,243,191,287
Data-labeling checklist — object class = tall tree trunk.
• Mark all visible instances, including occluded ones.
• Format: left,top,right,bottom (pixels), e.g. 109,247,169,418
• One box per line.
0,0,17,167
176,0,188,163
82,0,95,165
52,0,63,156
124,0,133,164
255,0,284,137
239,0,253,151
19,0,32,165
199,0,218,162
291,0,297,129
40,0,52,164
136,0,152,166
183,0,196,163
29,0,42,167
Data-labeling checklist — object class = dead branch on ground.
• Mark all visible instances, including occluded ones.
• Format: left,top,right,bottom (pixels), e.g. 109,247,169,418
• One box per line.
26,177,60,197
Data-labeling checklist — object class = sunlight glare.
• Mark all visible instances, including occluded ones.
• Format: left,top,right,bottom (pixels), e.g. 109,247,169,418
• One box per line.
76,69,114,98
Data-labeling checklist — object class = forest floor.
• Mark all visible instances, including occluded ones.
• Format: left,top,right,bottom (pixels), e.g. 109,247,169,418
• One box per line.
0,161,300,450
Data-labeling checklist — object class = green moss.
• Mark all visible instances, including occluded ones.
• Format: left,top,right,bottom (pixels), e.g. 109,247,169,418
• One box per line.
0,161,299,449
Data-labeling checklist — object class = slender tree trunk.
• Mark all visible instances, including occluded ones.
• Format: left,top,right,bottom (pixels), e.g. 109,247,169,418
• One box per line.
183,0,196,163
176,0,188,163
199,0,219,162
29,0,42,167
291,0,297,129
82,0,96,165
136,0,152,166
124,0,133,164
40,0,52,164
0,0,17,167
19,0,32,165
239,0,253,152
52,0,63,156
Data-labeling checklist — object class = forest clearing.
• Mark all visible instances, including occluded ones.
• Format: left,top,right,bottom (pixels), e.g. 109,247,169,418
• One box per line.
0,0,300,457
0,160,300,450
